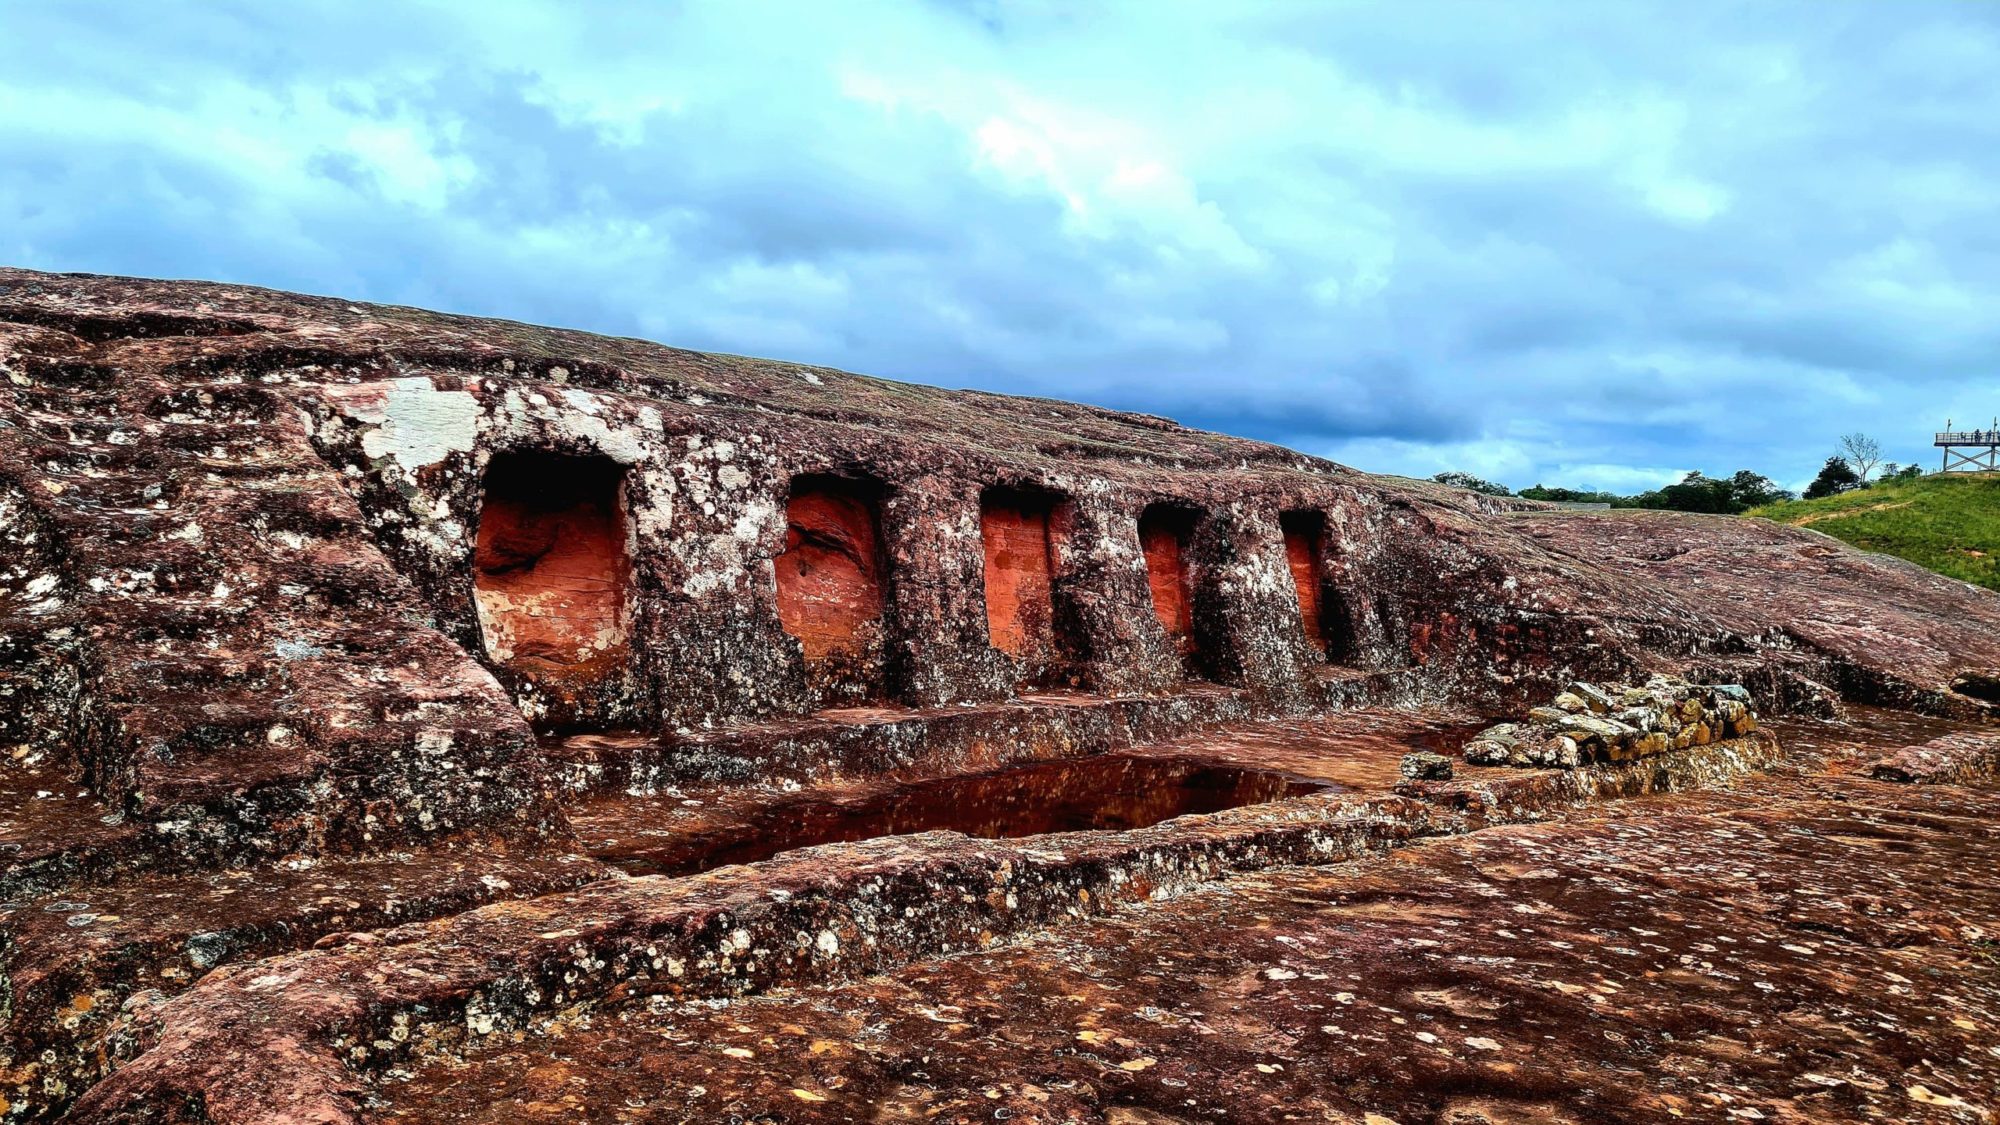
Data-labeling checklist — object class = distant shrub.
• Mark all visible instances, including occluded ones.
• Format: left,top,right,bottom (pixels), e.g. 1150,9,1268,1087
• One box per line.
1431,471,1512,497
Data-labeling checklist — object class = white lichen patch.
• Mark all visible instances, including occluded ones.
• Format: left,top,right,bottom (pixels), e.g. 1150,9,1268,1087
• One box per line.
337,377,481,471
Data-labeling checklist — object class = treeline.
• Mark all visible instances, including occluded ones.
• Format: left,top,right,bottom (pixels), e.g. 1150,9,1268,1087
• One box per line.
1430,469,1793,514
1432,454,1927,515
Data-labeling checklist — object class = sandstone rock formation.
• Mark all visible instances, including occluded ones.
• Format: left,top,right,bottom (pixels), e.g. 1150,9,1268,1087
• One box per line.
2,269,1997,1122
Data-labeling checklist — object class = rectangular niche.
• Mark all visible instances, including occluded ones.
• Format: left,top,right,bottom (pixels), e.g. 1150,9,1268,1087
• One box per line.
1280,510,1330,661
980,486,1060,658
1138,504,1199,661
472,452,632,684
775,474,888,661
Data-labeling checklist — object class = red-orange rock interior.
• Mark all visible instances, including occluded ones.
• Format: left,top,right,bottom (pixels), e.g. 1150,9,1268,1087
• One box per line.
1282,511,1327,657
1139,507,1197,654
472,452,631,677
775,476,887,660
981,490,1057,656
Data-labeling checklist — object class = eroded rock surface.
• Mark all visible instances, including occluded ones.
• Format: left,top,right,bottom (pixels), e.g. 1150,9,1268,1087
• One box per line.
2,269,1999,1121
379,767,2000,1124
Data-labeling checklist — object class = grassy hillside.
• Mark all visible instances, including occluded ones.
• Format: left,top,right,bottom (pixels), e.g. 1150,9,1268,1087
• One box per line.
1749,472,2000,591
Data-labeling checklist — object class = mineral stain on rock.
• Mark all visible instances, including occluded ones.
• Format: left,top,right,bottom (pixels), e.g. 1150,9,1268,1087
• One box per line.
3,269,2000,1123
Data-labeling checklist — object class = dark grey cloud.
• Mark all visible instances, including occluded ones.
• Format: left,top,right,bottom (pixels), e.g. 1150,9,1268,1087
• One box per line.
4,0,1998,491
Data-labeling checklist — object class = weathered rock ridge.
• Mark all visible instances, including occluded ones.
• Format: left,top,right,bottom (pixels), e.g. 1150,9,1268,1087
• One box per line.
5,268,1996,864
1,269,1998,1122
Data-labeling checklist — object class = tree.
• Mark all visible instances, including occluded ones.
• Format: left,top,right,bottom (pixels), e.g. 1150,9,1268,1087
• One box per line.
1839,433,1883,483
1890,463,1924,481
1803,456,1861,499
1431,471,1511,497
1726,470,1791,508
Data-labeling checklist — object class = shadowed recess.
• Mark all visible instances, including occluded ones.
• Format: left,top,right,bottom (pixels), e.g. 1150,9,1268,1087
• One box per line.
1282,509,1329,660
1139,504,1199,658
775,474,888,661
980,486,1059,658
472,451,631,678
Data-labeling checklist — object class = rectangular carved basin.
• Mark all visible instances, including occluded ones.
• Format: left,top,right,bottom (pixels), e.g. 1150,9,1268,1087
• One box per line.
588,754,1335,878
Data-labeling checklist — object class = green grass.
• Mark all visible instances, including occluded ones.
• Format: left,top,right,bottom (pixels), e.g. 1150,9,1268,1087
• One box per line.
1748,472,2000,591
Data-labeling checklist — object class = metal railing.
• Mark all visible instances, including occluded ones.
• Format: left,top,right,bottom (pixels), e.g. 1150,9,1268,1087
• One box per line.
1936,431,2000,446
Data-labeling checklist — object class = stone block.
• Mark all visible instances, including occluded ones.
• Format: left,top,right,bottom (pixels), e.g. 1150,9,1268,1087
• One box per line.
1400,751,1454,780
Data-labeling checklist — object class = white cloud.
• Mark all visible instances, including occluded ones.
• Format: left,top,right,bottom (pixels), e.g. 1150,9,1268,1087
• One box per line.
1642,177,1730,225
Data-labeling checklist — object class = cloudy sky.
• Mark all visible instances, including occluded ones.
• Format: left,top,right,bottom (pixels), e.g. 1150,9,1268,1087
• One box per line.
4,1,1997,491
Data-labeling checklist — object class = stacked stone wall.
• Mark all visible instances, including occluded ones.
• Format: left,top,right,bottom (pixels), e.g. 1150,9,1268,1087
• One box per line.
1465,676,1758,769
